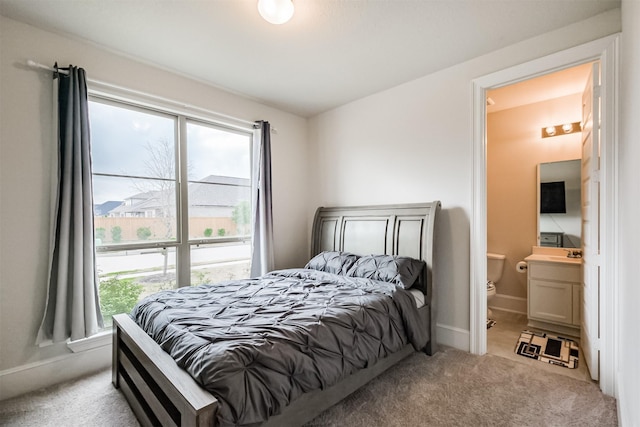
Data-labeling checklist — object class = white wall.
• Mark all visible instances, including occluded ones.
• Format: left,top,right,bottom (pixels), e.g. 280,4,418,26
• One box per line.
0,16,309,398
617,1,640,425
308,10,621,348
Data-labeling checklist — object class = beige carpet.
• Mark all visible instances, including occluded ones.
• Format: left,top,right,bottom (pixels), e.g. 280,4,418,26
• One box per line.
0,347,617,427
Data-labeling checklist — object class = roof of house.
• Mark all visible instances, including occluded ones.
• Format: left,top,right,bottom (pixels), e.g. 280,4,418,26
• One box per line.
94,200,124,216
107,175,250,214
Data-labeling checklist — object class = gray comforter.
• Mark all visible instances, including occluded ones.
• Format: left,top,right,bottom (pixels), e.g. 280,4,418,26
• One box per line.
131,268,428,426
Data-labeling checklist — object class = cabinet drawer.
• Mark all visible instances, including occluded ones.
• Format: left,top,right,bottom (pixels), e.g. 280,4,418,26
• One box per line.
540,233,562,247
540,234,560,243
529,262,580,282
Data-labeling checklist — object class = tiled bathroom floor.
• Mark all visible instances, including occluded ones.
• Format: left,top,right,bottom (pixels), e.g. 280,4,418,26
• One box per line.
487,309,592,382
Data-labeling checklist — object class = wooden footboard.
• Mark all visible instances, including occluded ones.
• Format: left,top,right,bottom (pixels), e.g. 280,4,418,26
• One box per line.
112,313,219,427
113,306,434,427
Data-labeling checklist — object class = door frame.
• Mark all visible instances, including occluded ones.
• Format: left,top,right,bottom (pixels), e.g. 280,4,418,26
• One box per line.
470,34,619,396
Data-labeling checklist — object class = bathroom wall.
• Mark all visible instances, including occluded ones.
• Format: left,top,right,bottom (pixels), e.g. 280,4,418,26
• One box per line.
487,93,582,311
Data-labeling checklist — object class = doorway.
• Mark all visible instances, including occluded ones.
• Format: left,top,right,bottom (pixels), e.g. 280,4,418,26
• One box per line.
470,35,619,396
484,63,592,382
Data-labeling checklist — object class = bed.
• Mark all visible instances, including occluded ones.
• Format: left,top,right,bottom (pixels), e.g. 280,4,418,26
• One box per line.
112,201,441,427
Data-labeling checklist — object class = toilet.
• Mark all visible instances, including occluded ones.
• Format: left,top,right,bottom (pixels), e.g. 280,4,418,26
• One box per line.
487,252,506,319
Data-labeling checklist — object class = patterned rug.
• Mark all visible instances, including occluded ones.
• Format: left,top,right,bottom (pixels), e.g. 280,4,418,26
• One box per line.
515,330,579,369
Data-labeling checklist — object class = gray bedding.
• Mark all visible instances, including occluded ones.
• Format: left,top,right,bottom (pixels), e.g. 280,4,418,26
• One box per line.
130,268,428,426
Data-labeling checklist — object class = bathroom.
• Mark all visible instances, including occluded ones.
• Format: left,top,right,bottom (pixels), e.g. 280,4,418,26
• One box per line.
484,62,593,380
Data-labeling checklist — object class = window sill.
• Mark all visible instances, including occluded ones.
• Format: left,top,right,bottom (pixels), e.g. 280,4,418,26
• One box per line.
67,330,111,353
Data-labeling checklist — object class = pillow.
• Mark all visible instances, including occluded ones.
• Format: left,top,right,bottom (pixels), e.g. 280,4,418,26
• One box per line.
304,251,360,275
346,254,425,289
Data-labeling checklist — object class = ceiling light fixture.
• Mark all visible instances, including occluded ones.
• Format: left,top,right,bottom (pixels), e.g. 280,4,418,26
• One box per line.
258,0,294,25
541,122,582,138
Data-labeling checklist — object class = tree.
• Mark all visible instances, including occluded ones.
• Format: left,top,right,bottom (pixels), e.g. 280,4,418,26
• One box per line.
132,137,178,274
137,226,152,240
95,227,106,241
140,137,176,241
111,226,122,243
99,276,143,327
232,201,251,235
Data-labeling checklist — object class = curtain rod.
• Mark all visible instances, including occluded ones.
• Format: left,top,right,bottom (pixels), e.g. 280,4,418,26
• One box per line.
26,60,275,132
27,60,70,75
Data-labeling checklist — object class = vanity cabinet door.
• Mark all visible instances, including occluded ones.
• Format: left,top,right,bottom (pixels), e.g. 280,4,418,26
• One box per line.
572,284,581,326
529,279,573,324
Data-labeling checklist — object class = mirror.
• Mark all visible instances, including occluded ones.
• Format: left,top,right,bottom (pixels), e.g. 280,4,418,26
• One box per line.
537,159,581,248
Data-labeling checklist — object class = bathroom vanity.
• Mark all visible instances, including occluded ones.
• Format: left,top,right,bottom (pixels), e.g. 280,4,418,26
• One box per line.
525,250,582,337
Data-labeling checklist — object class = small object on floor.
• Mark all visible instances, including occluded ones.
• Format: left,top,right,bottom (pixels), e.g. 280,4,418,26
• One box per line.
487,319,496,329
515,330,579,369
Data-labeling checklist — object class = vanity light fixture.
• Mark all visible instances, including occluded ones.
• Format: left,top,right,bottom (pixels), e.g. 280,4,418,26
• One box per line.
258,0,294,25
541,121,582,138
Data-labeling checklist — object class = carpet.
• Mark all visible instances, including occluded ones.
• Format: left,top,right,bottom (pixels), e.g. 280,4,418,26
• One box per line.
1,348,617,427
515,330,579,369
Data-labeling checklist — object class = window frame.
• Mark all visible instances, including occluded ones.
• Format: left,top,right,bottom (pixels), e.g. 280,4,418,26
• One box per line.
88,91,255,288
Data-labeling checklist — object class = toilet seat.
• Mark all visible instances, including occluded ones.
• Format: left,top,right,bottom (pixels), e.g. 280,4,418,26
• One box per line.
487,280,496,296
487,280,496,319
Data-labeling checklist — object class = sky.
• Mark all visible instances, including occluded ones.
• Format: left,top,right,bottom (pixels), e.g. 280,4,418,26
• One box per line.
89,100,251,204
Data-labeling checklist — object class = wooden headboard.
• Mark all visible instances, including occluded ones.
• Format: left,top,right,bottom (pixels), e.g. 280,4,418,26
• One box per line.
311,201,441,296
310,201,441,356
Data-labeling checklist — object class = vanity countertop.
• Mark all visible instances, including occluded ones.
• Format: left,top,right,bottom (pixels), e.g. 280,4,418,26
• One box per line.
524,253,582,265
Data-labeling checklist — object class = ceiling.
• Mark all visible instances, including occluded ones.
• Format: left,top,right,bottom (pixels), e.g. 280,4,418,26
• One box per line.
0,0,619,117
487,62,594,114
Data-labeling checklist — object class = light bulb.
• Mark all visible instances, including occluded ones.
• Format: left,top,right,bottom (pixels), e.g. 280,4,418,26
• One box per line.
545,126,556,136
258,0,294,25
562,123,573,133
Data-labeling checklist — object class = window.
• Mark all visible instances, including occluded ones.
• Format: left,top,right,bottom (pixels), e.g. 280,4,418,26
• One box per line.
89,97,253,325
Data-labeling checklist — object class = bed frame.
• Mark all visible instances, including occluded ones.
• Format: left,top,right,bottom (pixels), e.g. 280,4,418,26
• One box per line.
112,201,441,427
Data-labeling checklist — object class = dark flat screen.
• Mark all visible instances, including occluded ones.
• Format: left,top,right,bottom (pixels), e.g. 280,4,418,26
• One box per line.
540,181,566,214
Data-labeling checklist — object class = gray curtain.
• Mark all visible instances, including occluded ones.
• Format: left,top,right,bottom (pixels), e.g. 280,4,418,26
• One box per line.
36,65,103,344
250,121,275,277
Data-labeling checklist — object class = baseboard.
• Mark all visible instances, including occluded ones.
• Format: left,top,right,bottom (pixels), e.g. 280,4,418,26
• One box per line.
489,293,527,315
0,343,111,401
616,382,625,427
436,323,470,352
615,375,637,427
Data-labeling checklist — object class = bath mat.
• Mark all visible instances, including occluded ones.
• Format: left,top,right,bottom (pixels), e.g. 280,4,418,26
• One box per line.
515,330,579,369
